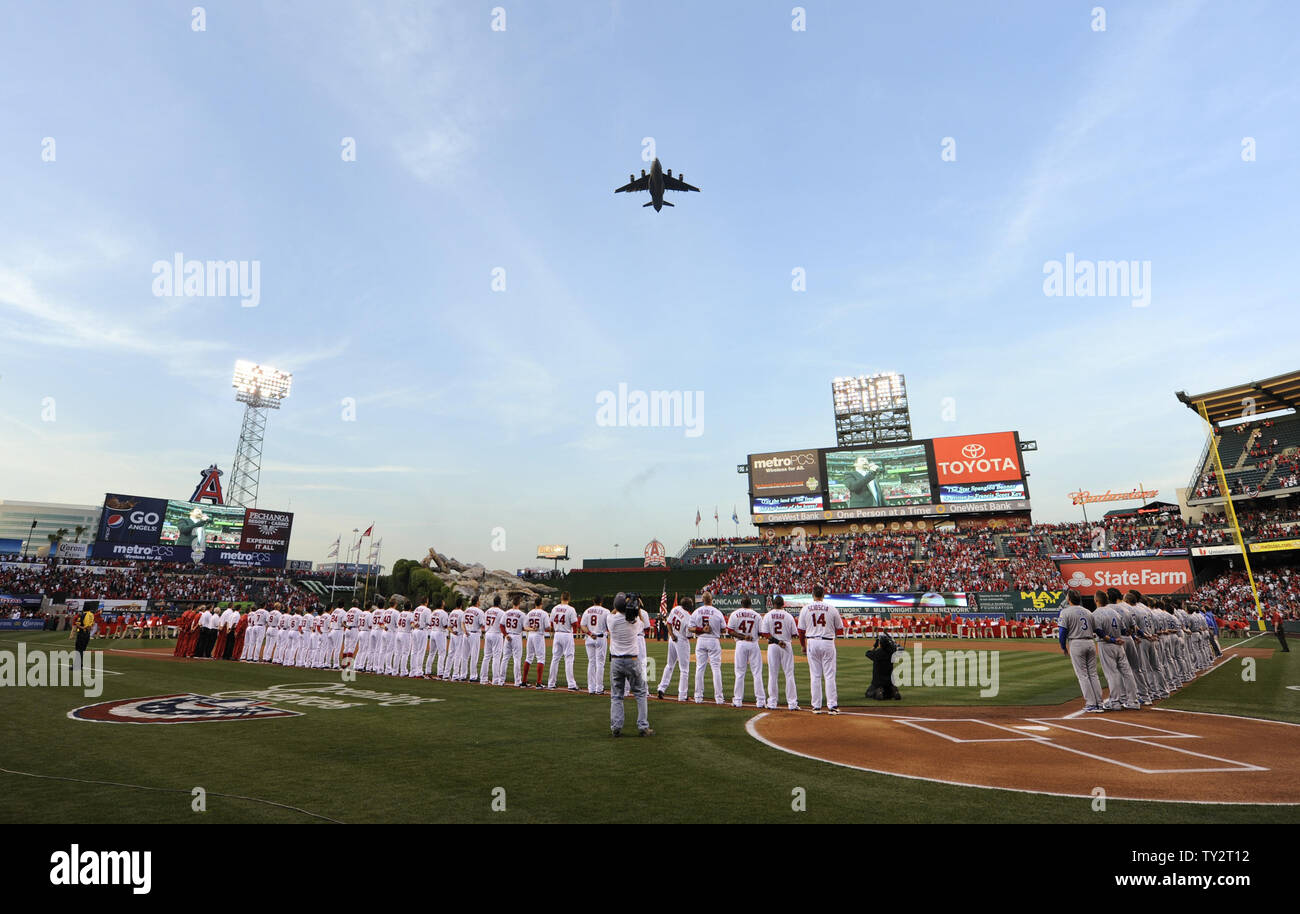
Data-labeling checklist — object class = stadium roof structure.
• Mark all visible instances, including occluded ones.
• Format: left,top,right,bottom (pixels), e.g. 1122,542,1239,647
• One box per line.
1176,369,1300,426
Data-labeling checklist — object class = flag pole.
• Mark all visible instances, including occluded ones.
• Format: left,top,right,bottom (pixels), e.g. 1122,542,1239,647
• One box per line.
361,532,375,608
329,533,340,607
358,527,373,606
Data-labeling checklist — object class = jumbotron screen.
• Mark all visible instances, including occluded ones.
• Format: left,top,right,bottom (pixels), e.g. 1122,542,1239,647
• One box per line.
160,501,247,547
823,443,933,509
747,431,1030,522
94,491,295,566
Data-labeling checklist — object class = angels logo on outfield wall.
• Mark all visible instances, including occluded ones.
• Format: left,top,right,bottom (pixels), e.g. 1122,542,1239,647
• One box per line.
643,539,667,567
69,693,302,724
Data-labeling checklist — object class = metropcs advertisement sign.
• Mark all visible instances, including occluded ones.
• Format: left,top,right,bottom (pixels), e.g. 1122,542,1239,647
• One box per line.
931,432,1023,485
1055,557,1195,595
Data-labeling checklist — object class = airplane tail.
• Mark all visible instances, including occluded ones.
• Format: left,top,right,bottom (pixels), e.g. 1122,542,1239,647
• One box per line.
661,200,674,206
642,200,674,208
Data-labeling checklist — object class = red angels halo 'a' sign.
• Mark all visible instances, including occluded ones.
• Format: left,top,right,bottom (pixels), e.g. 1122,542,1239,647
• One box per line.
190,465,225,505
643,539,667,567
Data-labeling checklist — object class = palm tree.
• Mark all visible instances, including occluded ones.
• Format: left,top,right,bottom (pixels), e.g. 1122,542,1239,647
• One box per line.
46,528,70,553
73,524,87,543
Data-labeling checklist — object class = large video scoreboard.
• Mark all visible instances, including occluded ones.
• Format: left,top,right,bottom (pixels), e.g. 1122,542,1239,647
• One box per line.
747,431,1029,523
94,493,294,567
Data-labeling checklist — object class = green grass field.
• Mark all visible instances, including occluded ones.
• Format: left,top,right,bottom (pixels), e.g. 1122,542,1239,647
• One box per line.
2,631,1296,823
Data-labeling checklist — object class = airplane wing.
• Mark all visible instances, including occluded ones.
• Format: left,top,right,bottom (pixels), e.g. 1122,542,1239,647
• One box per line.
614,176,650,194
662,174,700,193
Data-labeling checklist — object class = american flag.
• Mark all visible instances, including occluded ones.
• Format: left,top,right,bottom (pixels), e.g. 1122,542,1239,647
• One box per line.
660,582,668,617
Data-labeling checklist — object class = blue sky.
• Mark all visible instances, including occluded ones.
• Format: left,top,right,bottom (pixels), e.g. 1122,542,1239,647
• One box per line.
2,0,1297,571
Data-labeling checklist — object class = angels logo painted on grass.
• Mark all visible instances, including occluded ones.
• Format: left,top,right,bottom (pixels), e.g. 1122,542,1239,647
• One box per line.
643,539,667,567
68,693,302,724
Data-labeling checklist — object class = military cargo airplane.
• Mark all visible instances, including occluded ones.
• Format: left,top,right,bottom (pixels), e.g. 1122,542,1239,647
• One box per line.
614,158,700,211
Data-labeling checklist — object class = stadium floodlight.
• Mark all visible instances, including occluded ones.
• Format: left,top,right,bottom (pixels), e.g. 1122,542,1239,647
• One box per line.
228,361,293,508
233,360,292,407
832,371,912,447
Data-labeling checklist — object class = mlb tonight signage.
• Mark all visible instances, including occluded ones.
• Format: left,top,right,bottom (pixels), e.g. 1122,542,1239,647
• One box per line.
1055,557,1195,596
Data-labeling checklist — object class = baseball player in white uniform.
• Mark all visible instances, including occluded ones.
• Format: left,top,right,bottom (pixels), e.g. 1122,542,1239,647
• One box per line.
409,603,432,678
460,599,485,682
655,597,693,701
798,585,844,714
582,597,609,694
445,599,466,680
355,605,374,672
690,594,727,705
279,612,299,666
523,596,551,688
502,597,527,686
762,595,800,710
271,609,292,664
429,598,450,678
369,603,390,673
306,612,325,668
480,596,507,684
295,612,313,667
391,603,413,676
341,605,360,671
726,597,767,708
261,605,281,662
547,593,580,690
240,604,267,662
327,605,345,669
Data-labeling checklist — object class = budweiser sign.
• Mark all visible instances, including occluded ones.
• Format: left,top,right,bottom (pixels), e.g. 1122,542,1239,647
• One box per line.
1068,488,1158,506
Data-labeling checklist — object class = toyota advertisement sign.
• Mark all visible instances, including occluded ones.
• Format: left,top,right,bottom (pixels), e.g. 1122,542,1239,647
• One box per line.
97,493,168,544
932,432,1023,484
1054,557,1196,596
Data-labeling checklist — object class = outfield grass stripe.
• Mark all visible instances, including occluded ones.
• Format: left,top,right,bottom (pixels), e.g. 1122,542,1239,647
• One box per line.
0,766,345,823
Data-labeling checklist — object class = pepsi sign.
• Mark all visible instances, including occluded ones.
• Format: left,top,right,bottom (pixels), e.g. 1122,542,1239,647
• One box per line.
97,494,168,544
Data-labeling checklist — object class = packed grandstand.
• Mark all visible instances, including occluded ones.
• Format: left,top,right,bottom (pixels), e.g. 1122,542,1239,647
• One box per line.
5,374,1300,636
4,506,1297,634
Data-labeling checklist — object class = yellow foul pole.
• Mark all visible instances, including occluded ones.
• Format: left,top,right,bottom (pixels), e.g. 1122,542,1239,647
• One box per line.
1195,401,1265,630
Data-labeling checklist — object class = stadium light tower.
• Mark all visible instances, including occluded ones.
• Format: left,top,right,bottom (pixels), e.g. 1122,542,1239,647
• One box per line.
228,360,292,508
831,372,912,447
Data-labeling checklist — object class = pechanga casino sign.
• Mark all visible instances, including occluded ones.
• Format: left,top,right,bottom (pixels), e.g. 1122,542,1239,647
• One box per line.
240,508,294,554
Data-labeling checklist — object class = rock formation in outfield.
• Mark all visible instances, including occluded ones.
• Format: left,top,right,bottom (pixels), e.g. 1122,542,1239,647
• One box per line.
424,548,557,604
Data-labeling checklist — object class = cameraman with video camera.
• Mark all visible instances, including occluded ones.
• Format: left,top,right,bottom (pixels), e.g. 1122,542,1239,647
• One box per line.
607,592,654,737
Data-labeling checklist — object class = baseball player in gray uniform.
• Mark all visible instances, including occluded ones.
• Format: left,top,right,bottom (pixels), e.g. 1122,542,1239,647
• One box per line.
1126,591,1170,700
1108,587,1151,704
1092,591,1139,710
1058,590,1104,712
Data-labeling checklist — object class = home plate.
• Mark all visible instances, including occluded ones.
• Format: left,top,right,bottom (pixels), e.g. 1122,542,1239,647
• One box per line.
1012,725,1052,731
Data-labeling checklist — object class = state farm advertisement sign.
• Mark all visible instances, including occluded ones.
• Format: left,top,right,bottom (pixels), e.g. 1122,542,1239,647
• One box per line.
932,432,1023,485
1055,557,1195,596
